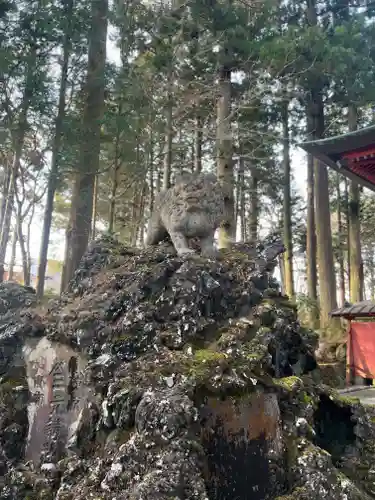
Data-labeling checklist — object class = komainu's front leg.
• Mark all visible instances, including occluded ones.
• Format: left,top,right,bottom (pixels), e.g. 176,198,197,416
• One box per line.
200,232,218,258
169,230,196,256
145,212,168,246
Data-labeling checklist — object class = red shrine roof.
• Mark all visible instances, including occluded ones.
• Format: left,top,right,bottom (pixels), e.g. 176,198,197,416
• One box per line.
298,125,375,192
330,300,375,319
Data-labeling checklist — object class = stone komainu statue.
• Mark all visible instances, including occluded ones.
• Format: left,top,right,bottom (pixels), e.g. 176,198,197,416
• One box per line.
145,172,225,257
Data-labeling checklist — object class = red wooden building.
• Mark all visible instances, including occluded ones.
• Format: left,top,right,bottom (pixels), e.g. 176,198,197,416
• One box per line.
330,302,375,385
298,124,375,192
299,125,375,385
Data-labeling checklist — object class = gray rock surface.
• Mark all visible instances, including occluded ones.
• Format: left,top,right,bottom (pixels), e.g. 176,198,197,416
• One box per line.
0,238,375,499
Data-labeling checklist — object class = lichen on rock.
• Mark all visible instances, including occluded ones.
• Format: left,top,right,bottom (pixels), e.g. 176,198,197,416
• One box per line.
1,237,375,499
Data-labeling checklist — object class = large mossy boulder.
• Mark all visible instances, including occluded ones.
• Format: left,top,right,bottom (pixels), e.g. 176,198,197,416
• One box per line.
1,236,375,499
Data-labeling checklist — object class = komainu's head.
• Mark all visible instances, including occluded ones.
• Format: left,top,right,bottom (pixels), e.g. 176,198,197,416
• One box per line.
172,172,221,211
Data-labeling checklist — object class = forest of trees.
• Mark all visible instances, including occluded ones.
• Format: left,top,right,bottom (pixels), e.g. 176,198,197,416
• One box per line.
1,0,375,336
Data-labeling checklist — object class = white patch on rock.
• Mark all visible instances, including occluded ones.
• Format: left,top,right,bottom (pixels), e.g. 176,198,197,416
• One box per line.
164,375,175,388
41,463,57,472
296,417,307,427
94,353,113,366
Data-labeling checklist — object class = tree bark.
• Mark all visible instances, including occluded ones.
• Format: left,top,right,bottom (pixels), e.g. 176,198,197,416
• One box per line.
236,154,245,241
8,226,17,281
235,161,240,239
0,163,11,234
306,0,337,329
307,92,338,328
37,0,72,298
306,153,317,306
194,111,203,173
61,0,108,292
26,200,37,288
162,72,173,190
16,204,30,286
344,176,350,292
91,173,98,240
177,126,185,172
216,66,235,248
137,181,146,245
149,131,155,215
305,0,318,318
278,254,286,295
108,119,121,233
336,173,346,306
313,155,338,328
281,100,294,298
249,172,258,243
240,181,246,241
314,152,338,327
348,104,363,303
155,141,162,193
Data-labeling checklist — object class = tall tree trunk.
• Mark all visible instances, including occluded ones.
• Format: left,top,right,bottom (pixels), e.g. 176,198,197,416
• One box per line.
37,0,72,298
91,173,98,240
162,73,173,190
234,161,240,239
237,154,245,241
216,66,235,248
108,164,119,233
363,274,367,301
249,172,258,242
137,181,146,245
0,45,36,282
306,153,318,306
313,148,338,327
194,111,203,173
149,132,155,216
61,0,108,292
348,104,363,303
16,208,30,286
108,121,121,233
281,100,294,298
0,163,11,233
0,154,19,282
278,254,286,295
307,94,338,328
305,0,318,321
240,185,246,242
8,226,17,281
336,173,346,306
156,141,163,193
26,202,36,288
344,176,350,293
306,0,337,329
177,126,185,172
130,186,141,246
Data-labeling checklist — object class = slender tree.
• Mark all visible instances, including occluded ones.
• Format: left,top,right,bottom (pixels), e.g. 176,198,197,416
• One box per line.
281,99,294,298
37,0,73,298
216,64,235,248
61,0,108,290
347,105,364,303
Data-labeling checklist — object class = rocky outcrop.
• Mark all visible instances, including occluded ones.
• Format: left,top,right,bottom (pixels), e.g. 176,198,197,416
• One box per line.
1,237,375,499
0,282,43,496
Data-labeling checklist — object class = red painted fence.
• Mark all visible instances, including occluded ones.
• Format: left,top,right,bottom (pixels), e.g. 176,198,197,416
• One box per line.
347,322,375,380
